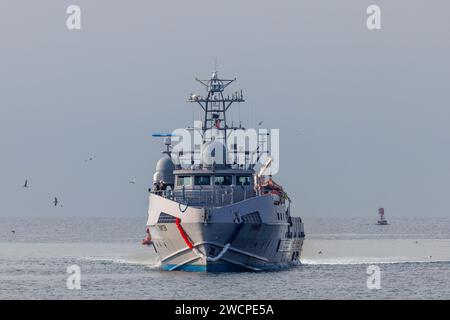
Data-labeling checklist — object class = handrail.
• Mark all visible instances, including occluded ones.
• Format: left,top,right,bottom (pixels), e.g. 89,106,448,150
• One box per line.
151,188,255,207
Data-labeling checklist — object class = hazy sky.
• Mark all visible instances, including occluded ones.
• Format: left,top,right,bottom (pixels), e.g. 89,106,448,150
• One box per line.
0,0,449,218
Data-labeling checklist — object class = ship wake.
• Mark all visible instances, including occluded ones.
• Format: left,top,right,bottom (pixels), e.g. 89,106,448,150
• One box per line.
301,239,450,265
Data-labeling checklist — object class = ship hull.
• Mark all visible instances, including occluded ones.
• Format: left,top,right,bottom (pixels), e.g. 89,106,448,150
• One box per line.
147,194,304,272
150,222,304,272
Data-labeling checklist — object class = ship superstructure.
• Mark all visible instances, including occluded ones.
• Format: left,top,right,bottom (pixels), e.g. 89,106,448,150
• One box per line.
146,71,305,271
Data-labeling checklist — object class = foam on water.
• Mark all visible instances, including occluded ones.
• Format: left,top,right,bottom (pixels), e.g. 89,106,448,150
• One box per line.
81,251,160,267
3,238,445,268
1,217,449,299
301,239,450,265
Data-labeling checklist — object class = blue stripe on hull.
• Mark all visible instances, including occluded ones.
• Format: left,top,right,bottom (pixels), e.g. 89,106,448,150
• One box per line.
162,264,246,272
161,262,298,272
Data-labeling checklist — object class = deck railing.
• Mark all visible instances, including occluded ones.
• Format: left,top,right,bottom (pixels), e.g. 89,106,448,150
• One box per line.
151,188,255,207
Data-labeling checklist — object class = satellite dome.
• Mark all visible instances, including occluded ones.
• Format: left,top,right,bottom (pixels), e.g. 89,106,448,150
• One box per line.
156,157,175,172
153,157,175,184
153,171,163,183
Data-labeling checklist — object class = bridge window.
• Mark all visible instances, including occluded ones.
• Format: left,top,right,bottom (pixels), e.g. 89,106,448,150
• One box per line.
194,175,211,186
237,176,251,186
177,176,192,186
214,175,232,186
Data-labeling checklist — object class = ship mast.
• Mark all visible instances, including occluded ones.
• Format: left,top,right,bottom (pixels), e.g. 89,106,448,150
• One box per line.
187,71,245,165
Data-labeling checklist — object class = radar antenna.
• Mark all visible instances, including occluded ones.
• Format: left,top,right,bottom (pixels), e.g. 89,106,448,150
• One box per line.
187,71,245,165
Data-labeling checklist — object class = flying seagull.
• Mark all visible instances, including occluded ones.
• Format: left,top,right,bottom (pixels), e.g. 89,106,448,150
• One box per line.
23,179,28,188
85,156,96,163
257,121,264,126
53,197,63,207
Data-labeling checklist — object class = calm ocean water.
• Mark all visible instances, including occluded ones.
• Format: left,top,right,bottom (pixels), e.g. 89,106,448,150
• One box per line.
0,217,449,299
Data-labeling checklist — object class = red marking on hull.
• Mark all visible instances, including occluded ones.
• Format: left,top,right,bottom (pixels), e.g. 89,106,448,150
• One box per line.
175,217,194,249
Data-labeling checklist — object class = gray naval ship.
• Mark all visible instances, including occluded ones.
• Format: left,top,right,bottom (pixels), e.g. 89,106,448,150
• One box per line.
145,71,305,271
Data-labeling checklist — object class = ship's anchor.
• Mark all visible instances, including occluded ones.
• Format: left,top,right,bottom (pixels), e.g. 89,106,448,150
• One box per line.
201,244,230,262
175,218,243,262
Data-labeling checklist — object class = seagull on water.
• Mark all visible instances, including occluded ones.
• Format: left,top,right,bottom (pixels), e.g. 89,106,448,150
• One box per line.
129,177,137,184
